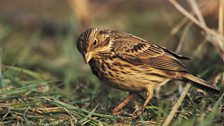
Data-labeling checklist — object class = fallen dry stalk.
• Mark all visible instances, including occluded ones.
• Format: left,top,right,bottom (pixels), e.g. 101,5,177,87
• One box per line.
162,83,191,126
175,22,192,53
187,0,206,26
169,0,224,60
68,0,91,28
163,17,192,126
163,1,223,125
219,0,224,36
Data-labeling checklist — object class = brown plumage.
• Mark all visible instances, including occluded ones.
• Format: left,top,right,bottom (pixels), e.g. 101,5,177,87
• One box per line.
76,28,219,115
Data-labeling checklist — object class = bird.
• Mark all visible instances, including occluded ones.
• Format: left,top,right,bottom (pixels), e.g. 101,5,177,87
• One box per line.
76,28,219,115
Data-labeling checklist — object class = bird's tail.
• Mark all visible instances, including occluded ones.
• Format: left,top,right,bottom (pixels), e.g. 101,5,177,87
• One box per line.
183,73,220,93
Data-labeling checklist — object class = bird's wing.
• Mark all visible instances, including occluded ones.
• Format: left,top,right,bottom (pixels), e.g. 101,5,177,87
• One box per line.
110,34,188,72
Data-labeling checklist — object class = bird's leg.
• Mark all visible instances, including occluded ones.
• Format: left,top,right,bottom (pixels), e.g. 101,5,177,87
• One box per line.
131,90,153,118
141,90,153,113
143,90,153,107
112,93,137,115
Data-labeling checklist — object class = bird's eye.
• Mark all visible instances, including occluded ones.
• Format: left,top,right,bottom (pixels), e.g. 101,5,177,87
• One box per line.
93,40,97,46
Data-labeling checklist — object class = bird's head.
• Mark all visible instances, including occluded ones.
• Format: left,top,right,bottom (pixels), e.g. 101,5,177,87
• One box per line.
77,28,115,63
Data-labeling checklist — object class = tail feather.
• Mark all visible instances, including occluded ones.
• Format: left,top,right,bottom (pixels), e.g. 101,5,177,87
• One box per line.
183,73,220,93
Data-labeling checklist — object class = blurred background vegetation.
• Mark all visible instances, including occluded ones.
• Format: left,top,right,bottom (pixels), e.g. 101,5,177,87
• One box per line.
0,0,223,125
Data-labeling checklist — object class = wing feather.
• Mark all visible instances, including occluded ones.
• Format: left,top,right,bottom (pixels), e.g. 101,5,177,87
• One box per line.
110,34,188,72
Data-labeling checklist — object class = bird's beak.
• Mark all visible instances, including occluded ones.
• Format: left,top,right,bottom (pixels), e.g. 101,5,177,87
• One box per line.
84,52,93,64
